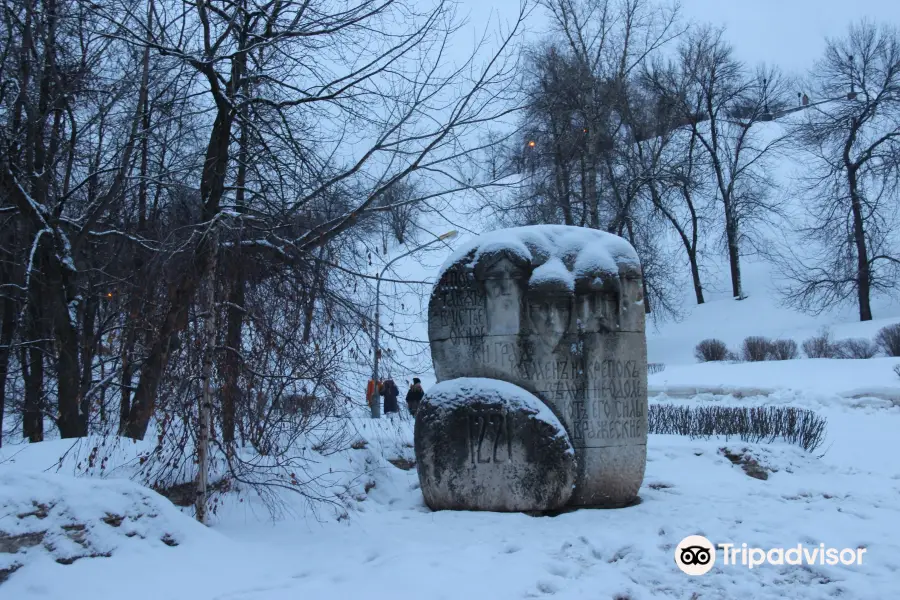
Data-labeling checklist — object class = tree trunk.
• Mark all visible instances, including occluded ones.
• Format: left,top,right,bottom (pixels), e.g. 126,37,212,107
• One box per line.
0,289,16,447
221,106,249,446
120,301,139,432
723,200,743,299
22,344,44,443
99,357,106,423
196,233,217,524
302,247,326,344
687,194,704,304
77,292,98,434
52,253,86,438
123,98,237,440
222,280,243,444
848,167,872,321
689,250,704,305
122,285,193,440
550,117,574,225
585,156,599,229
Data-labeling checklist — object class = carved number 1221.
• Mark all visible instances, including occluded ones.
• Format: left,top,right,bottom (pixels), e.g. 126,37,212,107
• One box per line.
469,413,511,464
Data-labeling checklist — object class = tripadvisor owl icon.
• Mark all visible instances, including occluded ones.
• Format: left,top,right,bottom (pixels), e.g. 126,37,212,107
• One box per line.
675,535,716,575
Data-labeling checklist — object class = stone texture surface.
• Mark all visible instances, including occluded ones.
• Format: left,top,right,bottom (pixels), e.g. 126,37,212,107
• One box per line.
414,377,575,512
427,226,648,507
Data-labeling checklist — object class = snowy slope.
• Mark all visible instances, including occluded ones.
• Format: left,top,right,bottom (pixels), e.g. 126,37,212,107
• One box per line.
647,256,900,367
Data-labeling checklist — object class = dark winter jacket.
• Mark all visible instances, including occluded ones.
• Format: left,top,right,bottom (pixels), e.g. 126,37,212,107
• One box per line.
405,383,424,415
381,379,400,413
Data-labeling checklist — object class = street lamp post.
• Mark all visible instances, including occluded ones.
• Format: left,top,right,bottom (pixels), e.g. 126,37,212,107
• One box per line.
370,230,458,418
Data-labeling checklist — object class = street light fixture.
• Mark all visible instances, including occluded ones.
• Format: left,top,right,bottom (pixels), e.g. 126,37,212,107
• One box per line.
369,230,458,418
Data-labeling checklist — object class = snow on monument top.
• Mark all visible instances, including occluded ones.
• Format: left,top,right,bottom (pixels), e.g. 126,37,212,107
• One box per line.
439,225,640,281
424,377,571,447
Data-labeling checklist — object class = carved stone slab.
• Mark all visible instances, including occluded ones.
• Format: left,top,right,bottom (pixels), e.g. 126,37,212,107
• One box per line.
414,377,575,512
427,226,647,507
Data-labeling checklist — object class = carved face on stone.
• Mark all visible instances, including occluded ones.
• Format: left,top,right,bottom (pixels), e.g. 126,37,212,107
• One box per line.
526,294,571,351
573,272,623,334
574,292,613,334
481,257,523,336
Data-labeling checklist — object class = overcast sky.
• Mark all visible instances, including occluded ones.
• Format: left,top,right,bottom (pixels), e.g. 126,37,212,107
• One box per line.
459,0,900,76
677,0,900,74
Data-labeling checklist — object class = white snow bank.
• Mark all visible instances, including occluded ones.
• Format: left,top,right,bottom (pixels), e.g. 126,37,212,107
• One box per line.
0,470,221,582
425,377,571,445
439,225,640,279
649,357,900,404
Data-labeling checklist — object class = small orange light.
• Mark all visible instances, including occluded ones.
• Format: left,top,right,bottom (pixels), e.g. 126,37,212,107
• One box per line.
107,293,113,298
528,140,535,148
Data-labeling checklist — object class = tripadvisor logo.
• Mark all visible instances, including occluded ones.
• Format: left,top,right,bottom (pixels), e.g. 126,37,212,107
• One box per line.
675,535,716,575
674,535,868,575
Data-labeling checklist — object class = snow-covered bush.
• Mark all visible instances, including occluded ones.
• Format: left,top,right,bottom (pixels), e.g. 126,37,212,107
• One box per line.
875,324,900,357
835,338,880,359
769,339,799,360
741,336,773,362
802,329,838,358
694,338,729,362
648,404,827,452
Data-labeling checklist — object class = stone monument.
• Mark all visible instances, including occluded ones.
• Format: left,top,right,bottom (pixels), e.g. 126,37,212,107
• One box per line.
418,225,647,509
414,377,575,512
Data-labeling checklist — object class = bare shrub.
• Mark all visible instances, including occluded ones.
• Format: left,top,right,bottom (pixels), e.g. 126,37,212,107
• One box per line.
834,338,879,359
741,336,773,362
893,364,900,379
802,328,837,358
648,404,827,452
695,339,728,362
648,363,666,374
769,339,798,360
875,324,900,357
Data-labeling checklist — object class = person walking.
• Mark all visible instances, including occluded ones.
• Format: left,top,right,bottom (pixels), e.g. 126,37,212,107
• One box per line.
406,378,424,417
366,379,378,413
381,377,400,414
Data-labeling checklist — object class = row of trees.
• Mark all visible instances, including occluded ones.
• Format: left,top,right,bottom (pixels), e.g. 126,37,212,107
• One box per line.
0,0,530,514
491,0,900,324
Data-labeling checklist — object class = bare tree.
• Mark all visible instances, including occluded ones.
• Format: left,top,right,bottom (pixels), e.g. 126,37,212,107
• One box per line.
646,125,709,304
0,0,532,519
498,0,685,320
98,0,530,441
777,22,900,320
647,26,790,300
538,0,682,229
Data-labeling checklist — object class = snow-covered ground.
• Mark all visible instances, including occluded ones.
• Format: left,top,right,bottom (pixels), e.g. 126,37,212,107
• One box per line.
649,357,900,404
5,121,900,597
4,394,899,599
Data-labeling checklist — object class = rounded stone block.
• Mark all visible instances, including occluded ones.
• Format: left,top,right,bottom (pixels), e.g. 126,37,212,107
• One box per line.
414,377,575,512
427,225,648,508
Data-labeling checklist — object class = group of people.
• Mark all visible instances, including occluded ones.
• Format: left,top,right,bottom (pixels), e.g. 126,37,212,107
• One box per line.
367,377,425,416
